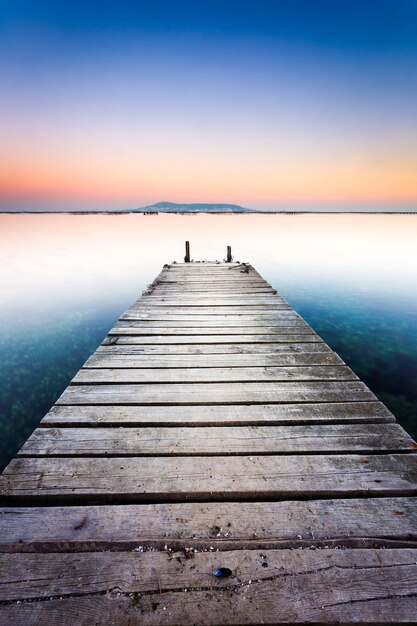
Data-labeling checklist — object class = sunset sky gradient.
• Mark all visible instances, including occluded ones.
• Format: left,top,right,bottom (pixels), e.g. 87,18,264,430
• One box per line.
1,0,416,211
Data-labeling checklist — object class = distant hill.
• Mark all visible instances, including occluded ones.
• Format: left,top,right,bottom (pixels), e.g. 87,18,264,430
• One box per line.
138,202,256,213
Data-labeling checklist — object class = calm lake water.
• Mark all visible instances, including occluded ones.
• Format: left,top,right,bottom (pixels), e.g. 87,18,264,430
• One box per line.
1,213,416,470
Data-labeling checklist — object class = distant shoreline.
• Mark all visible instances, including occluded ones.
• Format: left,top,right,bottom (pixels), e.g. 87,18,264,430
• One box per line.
1,210,416,215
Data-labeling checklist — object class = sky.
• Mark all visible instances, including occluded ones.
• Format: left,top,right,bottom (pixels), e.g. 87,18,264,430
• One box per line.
0,0,416,212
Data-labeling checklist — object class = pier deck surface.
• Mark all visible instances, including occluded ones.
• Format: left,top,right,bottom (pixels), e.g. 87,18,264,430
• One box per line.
1,261,417,624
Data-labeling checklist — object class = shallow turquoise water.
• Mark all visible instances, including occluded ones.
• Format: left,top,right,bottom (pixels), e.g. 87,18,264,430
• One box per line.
1,213,416,470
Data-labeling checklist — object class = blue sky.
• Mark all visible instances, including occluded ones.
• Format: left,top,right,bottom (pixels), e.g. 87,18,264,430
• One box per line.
1,0,416,211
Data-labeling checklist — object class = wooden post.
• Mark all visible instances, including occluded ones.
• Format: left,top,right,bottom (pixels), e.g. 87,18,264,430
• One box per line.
184,241,190,263
227,245,232,262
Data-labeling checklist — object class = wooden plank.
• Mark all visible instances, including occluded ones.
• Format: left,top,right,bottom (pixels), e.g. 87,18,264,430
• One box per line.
150,288,277,295
156,278,271,283
171,267,257,271
150,281,275,287
156,270,262,274
165,261,242,266
129,306,293,314
42,401,395,427
155,283,272,289
1,548,417,621
153,290,276,296
104,334,321,344
1,498,415,552
155,273,268,279
3,549,416,624
153,284,272,290
140,297,286,305
72,365,357,384
162,277,268,282
2,453,416,501
56,381,377,405
156,269,264,275
97,342,334,355
139,294,286,301
153,275,268,280
151,285,273,290
84,352,344,368
19,424,414,457
120,313,300,322
110,324,312,335
150,293,279,299
151,283,274,288
117,316,303,326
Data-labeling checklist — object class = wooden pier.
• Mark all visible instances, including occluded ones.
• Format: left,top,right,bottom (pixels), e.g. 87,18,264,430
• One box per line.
1,259,417,624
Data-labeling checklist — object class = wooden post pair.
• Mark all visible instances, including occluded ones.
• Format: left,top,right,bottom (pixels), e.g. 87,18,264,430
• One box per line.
184,242,233,262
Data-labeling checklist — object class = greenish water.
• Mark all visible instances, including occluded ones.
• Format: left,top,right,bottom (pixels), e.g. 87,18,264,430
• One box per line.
281,287,417,439
1,213,416,470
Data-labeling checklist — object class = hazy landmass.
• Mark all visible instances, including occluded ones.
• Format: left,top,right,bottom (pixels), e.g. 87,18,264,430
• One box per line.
0,201,416,214
140,202,256,213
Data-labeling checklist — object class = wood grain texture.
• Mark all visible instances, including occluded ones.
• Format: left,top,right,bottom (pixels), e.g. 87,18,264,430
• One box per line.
136,297,286,303
72,365,357,384
19,424,414,457
2,498,415,552
84,352,344,368
131,305,293,314
103,334,321,344
109,319,308,335
42,401,394,426
2,454,416,501
96,342,333,355
151,287,276,293
110,324,312,335
56,381,377,405
119,313,300,322
1,549,417,624
155,279,272,285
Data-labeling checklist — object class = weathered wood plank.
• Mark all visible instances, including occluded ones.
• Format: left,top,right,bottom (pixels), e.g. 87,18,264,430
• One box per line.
153,287,273,293
1,498,415,552
151,286,274,292
120,313,300,322
165,270,260,275
1,549,417,625
165,261,242,266
151,284,275,290
42,401,394,427
97,342,333,355
153,273,266,279
148,292,281,299
155,282,272,288
2,454,416,501
84,352,344,368
57,381,377,405
110,324,312,335
153,290,277,296
104,334,321,344
138,286,278,292
155,278,271,284
130,306,293,314
19,424,414,457
116,318,305,327
73,365,356,384
156,270,265,276
161,263,247,266
140,297,286,305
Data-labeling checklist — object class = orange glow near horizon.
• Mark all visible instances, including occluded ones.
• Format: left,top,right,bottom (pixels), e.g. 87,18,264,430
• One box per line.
1,153,417,209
